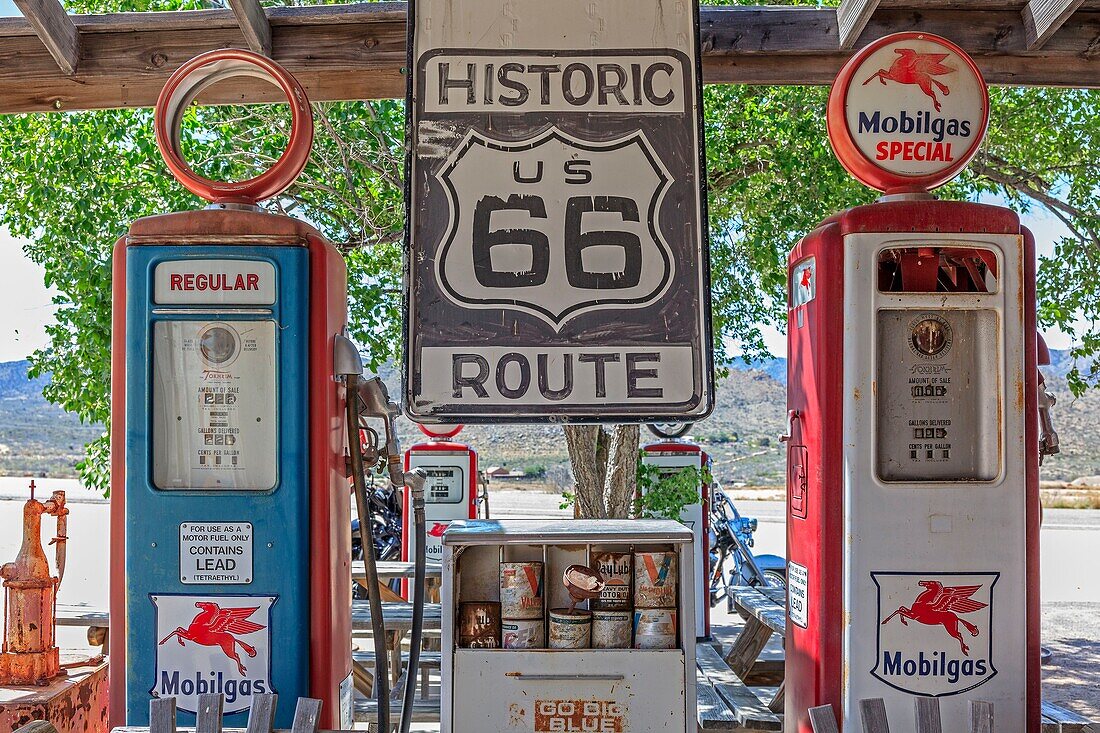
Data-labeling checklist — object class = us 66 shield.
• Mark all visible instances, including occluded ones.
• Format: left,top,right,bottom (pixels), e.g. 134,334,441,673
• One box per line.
405,0,712,422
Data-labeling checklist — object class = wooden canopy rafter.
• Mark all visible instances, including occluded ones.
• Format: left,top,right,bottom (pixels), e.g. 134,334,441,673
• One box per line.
0,0,1098,114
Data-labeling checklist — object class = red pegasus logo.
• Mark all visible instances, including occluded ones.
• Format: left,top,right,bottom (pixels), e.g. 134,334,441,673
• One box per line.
428,522,449,538
159,601,266,675
863,49,956,112
882,580,987,655
800,267,813,289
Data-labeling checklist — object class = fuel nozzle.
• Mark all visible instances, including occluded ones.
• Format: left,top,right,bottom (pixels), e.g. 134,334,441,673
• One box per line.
1038,384,1060,465
356,376,405,488
405,468,428,511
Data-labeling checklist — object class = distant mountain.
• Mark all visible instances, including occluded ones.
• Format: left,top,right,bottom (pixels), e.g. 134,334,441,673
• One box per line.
0,348,1096,484
0,360,101,478
0,360,49,398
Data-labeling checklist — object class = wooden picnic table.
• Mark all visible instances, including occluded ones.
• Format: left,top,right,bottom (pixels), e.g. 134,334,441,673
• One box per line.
351,601,443,698
352,561,443,582
726,586,786,714
56,603,111,652
352,561,443,602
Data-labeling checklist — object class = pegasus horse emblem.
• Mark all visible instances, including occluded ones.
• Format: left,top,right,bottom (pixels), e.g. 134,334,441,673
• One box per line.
159,601,267,675
882,580,987,655
863,49,956,112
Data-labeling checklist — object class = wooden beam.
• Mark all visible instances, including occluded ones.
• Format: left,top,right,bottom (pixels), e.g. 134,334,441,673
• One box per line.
226,0,272,57
11,0,81,75
1,3,1099,114
1023,0,1086,48
837,0,882,49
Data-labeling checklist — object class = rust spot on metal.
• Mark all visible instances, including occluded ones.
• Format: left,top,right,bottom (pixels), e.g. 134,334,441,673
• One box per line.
853,387,861,401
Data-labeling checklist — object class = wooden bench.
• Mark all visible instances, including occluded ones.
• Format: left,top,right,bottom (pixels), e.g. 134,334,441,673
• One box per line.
696,643,782,731
727,586,786,712
56,603,110,653
805,698,1095,732
353,696,440,731
1041,701,1094,732
352,650,441,699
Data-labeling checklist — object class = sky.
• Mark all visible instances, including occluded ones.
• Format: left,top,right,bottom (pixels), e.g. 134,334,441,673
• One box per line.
0,0,19,16
0,203,1079,364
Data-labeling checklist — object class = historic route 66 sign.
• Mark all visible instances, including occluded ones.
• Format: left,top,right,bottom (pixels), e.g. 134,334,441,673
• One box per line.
405,0,712,422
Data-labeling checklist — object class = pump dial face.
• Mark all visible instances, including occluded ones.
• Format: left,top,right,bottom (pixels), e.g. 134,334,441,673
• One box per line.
909,315,952,359
199,324,239,366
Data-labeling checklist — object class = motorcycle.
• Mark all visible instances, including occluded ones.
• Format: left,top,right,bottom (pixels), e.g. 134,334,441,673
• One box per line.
708,484,787,614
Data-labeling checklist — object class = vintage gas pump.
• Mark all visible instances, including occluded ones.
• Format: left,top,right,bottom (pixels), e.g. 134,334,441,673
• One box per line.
402,424,479,577
784,34,1047,732
108,51,352,729
640,423,710,639
1,482,67,686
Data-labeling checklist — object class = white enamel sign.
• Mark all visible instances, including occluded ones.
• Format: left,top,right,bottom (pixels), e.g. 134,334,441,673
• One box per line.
406,0,712,422
152,594,275,715
871,572,997,696
155,260,276,305
827,33,988,192
788,561,809,629
179,522,254,584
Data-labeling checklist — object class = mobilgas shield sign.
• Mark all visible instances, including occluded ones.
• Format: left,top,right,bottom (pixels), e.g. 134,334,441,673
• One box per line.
826,33,989,193
405,0,712,422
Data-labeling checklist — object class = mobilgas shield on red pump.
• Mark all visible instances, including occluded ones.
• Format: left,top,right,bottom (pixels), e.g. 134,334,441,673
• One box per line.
784,34,1053,732
640,423,711,640
109,51,360,730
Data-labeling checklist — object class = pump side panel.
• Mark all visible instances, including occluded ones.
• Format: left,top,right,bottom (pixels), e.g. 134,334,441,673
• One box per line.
123,245,310,729
306,235,352,729
784,222,846,732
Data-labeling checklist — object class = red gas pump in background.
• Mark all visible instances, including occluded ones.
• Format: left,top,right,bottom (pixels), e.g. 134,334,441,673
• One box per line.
784,33,1050,732
641,423,710,640
402,424,479,597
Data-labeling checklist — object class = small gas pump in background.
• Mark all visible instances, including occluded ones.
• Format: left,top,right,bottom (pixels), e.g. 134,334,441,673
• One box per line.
785,33,1051,732
401,424,479,597
641,423,711,640
0,481,67,686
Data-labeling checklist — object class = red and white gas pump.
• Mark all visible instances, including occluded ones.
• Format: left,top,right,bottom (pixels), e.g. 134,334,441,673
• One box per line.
785,34,1042,732
641,424,710,639
402,425,479,578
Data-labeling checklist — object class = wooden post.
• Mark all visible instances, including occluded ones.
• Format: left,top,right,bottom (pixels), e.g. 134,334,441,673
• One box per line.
195,693,225,733
859,698,890,733
809,705,841,733
149,697,178,733
290,698,323,733
914,697,942,733
969,700,994,733
246,693,279,733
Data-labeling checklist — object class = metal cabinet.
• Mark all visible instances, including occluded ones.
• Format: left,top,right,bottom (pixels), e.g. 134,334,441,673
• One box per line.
441,519,696,733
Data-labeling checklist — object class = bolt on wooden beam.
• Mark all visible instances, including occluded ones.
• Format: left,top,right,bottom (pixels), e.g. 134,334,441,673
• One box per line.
227,0,272,56
1023,0,1086,48
12,0,81,75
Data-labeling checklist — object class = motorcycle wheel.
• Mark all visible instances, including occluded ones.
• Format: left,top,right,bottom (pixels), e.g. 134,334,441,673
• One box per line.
762,570,787,589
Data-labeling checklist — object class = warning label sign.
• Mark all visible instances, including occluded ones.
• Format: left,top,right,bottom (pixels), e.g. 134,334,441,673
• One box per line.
180,521,254,584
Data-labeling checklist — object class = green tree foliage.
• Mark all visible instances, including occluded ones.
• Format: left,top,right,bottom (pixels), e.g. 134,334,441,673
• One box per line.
1,0,1098,494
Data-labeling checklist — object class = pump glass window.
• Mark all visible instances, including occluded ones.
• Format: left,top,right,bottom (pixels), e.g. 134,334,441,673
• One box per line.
876,309,1001,482
878,247,998,293
423,467,465,504
152,320,278,491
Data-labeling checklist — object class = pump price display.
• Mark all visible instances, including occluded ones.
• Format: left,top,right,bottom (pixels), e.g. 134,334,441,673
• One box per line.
152,320,277,490
406,0,712,422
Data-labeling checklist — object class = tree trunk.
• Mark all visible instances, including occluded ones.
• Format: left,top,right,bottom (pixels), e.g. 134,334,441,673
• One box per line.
563,424,639,519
